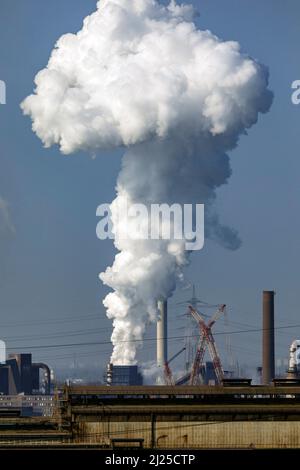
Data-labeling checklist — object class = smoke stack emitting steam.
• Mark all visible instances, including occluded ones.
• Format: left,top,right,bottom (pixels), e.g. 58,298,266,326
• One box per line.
157,300,168,368
21,0,273,365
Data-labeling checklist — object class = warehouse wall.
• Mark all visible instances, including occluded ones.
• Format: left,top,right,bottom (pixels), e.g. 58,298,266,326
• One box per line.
76,420,300,448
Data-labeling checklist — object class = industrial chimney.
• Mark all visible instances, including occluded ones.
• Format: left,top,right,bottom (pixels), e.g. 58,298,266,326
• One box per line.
262,290,275,384
0,340,6,364
157,299,168,368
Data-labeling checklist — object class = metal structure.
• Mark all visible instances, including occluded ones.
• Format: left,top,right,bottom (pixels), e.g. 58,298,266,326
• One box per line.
4,383,300,449
188,305,225,385
176,285,215,311
176,286,210,371
262,290,275,384
58,383,300,450
165,304,226,386
175,287,231,379
164,347,186,386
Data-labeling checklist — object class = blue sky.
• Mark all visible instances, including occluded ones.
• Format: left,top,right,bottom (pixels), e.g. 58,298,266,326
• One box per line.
0,0,299,377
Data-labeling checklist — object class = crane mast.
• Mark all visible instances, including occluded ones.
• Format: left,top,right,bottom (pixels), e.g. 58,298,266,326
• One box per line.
163,302,226,386
163,347,186,386
188,304,225,385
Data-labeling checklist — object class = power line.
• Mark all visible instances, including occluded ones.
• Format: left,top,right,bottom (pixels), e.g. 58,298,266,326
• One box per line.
1,325,190,342
1,327,111,341
6,322,300,351
0,313,102,328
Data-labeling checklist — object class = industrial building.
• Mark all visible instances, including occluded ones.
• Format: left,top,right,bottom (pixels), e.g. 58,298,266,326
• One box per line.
106,363,143,386
61,382,300,449
286,345,300,381
0,394,55,417
0,353,51,395
102,288,297,391
203,361,218,384
4,380,300,448
104,290,280,388
0,289,300,448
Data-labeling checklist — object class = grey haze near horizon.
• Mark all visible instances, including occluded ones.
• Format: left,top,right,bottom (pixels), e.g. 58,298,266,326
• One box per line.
0,0,299,379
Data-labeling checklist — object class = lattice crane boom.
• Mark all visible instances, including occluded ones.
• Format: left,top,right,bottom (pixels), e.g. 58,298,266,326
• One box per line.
206,329,224,383
164,347,186,386
189,331,207,385
208,304,226,328
187,304,226,385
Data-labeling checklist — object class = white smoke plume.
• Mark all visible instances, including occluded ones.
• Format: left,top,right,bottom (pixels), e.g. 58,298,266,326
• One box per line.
141,361,162,385
21,0,273,364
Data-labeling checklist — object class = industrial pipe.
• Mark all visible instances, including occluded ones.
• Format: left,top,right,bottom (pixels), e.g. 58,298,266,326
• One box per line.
32,362,51,395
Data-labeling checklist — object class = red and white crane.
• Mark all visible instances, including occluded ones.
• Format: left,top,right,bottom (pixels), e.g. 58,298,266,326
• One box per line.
164,304,226,385
164,347,186,386
188,304,225,385
171,304,226,386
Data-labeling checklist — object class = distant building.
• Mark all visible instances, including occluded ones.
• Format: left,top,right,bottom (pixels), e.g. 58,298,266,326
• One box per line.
106,364,143,386
0,353,51,395
66,378,84,386
0,395,55,417
204,361,217,385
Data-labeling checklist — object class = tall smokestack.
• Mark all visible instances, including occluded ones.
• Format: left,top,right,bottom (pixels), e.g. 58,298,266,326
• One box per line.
262,290,275,384
157,300,168,367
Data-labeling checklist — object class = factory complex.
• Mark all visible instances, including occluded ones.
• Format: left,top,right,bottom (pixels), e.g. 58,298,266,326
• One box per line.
0,289,299,449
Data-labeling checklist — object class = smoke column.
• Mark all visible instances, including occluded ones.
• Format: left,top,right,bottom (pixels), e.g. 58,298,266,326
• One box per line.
21,0,273,364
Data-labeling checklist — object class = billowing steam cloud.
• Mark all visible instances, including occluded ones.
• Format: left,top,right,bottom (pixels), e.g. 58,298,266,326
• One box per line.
21,0,273,364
